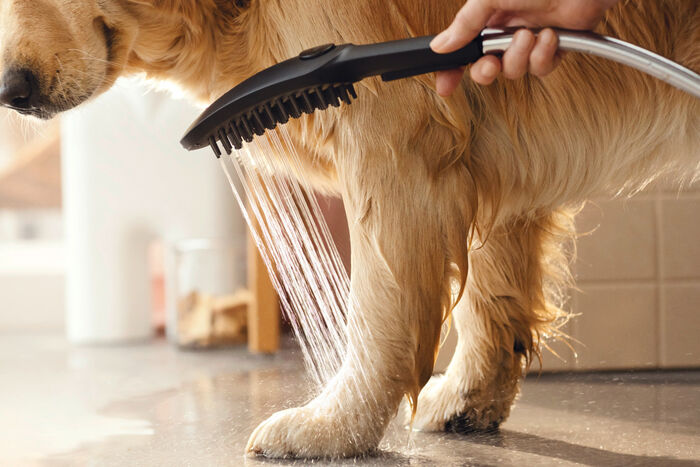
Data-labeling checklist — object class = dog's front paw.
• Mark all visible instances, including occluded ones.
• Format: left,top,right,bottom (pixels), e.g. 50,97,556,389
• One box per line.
407,374,509,433
246,404,376,459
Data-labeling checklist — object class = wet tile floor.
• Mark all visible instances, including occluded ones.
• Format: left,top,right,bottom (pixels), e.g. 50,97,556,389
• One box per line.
1,335,698,466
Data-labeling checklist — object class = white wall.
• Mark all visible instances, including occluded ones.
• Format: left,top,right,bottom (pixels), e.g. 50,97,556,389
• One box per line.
59,78,245,342
0,241,64,331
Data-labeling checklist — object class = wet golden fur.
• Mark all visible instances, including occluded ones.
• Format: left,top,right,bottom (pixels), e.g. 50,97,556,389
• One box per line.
1,0,697,458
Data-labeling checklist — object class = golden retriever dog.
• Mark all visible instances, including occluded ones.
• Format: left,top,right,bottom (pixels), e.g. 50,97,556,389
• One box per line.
0,0,697,459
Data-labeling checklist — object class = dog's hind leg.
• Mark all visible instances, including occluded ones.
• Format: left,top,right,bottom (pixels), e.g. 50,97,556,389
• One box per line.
246,142,453,458
410,211,575,432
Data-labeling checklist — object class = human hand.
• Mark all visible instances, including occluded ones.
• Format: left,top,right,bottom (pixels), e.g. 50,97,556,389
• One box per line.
431,0,619,95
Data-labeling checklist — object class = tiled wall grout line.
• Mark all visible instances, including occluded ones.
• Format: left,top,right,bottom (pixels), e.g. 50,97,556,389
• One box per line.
571,293,579,370
654,194,665,368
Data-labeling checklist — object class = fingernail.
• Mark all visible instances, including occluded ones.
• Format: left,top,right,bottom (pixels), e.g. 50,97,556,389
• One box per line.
515,29,535,48
482,60,498,78
430,31,451,52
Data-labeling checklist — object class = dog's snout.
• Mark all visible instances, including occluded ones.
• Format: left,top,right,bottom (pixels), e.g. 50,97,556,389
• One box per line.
0,69,40,110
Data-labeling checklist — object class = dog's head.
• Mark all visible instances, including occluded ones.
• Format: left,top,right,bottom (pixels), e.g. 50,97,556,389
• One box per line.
0,0,256,119
0,0,141,120
0,0,140,119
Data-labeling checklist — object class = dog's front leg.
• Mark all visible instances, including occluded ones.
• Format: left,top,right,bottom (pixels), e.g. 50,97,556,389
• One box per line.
246,152,449,459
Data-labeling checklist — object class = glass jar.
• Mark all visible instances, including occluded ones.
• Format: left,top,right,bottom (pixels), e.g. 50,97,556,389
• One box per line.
166,238,249,348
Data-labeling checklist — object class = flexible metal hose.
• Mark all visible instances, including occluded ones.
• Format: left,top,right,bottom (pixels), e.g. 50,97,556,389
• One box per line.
481,28,700,99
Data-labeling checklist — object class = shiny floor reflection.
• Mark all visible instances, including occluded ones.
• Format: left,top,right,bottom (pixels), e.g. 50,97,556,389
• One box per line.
2,335,698,466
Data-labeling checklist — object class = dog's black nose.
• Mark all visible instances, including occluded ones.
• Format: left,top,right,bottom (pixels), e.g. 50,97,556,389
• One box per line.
0,69,39,110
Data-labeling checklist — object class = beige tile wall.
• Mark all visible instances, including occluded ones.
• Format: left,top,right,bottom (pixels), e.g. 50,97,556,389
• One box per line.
435,180,699,374
540,179,700,371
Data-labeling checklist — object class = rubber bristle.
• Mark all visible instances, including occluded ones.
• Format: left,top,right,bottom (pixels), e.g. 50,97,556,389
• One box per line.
207,83,357,157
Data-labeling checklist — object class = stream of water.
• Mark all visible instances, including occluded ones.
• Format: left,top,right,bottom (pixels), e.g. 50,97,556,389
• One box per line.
219,127,351,390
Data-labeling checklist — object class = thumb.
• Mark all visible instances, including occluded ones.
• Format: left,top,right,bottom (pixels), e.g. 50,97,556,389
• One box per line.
431,0,496,53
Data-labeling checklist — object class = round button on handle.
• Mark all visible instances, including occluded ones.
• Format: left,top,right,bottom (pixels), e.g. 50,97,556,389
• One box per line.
299,44,335,60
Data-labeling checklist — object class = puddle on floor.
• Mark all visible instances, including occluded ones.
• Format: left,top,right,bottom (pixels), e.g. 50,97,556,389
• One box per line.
43,369,700,466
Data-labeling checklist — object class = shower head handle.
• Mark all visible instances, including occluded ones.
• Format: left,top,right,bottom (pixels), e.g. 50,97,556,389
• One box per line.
181,28,700,157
